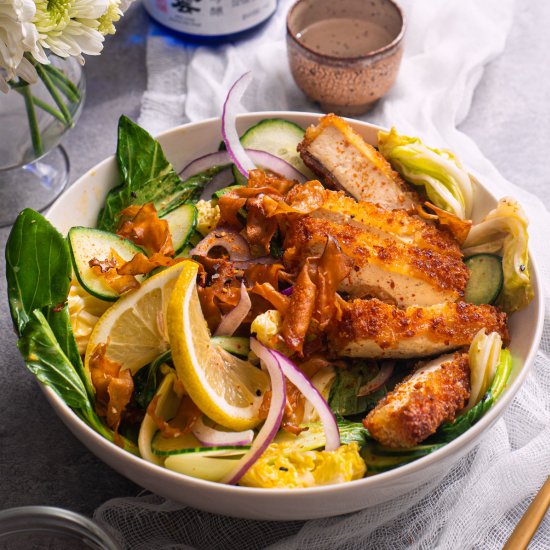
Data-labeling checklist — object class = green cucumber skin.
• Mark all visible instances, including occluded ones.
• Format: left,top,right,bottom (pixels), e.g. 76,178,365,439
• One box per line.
210,336,250,357
68,227,145,302
464,254,504,305
161,203,197,254
233,118,310,185
151,431,250,456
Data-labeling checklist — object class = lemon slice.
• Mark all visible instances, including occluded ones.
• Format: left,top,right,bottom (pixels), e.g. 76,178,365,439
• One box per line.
167,261,268,431
85,262,187,376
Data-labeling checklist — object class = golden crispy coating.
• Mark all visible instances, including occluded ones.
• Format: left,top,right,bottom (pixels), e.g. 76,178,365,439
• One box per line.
310,189,463,259
298,114,419,210
329,299,509,359
363,352,470,448
284,216,469,307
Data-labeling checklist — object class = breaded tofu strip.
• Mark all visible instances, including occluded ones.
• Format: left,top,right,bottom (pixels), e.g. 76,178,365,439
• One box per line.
329,299,508,359
363,352,470,448
297,114,419,210
309,189,463,259
284,216,469,307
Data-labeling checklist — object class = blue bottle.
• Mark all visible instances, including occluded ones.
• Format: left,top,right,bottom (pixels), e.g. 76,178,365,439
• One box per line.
143,0,277,43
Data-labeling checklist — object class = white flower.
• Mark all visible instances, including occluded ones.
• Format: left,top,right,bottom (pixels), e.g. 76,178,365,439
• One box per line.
33,0,108,59
97,0,123,36
0,0,46,92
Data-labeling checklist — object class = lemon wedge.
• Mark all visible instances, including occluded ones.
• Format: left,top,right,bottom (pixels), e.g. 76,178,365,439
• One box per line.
166,260,268,431
85,262,187,376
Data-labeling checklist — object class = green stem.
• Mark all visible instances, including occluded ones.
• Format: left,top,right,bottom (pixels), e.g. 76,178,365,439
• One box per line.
13,87,66,123
20,84,43,157
35,63,73,127
43,64,80,103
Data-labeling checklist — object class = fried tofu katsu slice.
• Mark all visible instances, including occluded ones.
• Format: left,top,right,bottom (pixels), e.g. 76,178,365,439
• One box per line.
363,352,470,448
284,183,462,259
297,114,419,210
329,299,508,359
284,216,469,307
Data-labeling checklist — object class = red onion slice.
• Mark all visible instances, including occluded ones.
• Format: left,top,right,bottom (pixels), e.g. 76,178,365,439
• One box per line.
246,149,307,183
272,350,340,452
180,148,306,189
189,227,251,261
280,286,293,297
179,151,233,181
214,282,251,337
222,72,256,178
357,362,394,397
192,416,254,447
221,338,286,485
199,168,235,201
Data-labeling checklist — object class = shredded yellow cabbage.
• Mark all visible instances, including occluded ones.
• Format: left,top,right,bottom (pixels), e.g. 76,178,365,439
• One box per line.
378,128,474,220
463,197,533,312
240,442,366,488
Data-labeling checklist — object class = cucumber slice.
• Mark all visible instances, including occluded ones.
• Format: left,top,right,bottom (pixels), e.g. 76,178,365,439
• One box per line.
274,423,325,452
152,431,250,456
464,254,504,305
164,452,243,482
161,203,197,254
210,336,250,357
233,118,313,184
68,227,145,301
212,184,243,203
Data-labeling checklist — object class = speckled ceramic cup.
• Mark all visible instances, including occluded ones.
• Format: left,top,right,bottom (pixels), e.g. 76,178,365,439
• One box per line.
287,0,405,115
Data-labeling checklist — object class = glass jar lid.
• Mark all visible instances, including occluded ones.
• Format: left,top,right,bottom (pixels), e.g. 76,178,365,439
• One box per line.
0,506,120,549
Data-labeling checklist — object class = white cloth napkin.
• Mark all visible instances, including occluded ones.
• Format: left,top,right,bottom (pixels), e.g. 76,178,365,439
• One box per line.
96,1,550,548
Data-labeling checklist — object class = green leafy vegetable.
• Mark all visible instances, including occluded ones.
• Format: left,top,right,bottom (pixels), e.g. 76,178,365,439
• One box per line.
133,351,171,410
18,309,90,410
329,364,386,417
362,442,444,474
97,116,222,231
462,197,533,313
44,304,95,400
5,208,72,333
465,329,502,412
437,349,512,442
377,127,474,219
6,209,138,455
338,420,371,447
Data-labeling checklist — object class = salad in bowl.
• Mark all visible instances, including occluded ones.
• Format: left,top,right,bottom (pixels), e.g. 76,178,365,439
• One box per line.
6,74,537,497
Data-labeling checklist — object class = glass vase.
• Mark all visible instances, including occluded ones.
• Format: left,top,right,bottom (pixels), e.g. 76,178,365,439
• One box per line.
0,55,86,227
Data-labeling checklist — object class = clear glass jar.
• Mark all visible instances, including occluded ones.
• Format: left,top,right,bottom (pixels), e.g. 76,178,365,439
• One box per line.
0,55,85,226
0,506,120,549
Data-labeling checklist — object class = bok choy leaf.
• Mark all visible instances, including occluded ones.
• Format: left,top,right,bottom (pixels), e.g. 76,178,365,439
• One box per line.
437,349,512,442
6,209,138,455
462,197,533,313
6,208,72,333
97,116,221,231
377,128,474,220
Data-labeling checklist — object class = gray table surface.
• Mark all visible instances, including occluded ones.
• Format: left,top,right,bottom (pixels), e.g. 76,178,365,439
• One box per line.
0,0,548,522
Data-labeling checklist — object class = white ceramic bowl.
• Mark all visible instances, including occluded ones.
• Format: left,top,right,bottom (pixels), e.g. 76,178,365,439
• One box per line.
45,112,544,520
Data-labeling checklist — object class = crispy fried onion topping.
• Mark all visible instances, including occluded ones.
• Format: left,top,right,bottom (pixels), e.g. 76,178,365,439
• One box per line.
417,202,472,245
197,260,289,333
89,343,134,432
117,202,174,256
217,170,298,255
89,249,141,294
258,380,306,435
281,236,353,354
146,394,201,439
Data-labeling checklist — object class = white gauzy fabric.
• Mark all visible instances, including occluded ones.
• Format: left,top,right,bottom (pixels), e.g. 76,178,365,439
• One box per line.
96,1,550,548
